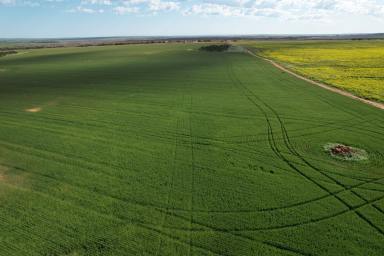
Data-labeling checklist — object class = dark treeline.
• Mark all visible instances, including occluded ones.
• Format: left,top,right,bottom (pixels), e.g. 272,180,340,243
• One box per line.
0,50,17,57
199,44,230,52
0,39,232,51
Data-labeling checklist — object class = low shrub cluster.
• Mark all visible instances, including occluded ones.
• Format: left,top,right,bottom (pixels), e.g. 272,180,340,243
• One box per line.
324,143,368,161
199,44,230,52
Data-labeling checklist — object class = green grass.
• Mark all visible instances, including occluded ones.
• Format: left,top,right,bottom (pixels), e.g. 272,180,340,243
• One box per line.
242,40,384,102
0,43,384,255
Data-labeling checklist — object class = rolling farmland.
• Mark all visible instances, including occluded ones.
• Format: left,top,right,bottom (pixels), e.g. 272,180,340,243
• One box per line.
0,43,384,255
244,40,384,103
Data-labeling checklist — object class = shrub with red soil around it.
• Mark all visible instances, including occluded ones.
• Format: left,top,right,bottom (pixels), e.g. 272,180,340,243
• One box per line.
324,143,368,161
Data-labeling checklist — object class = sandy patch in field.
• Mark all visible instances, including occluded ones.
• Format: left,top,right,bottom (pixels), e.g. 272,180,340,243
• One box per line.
0,164,30,189
0,165,8,182
25,107,42,113
46,99,60,106
24,97,63,113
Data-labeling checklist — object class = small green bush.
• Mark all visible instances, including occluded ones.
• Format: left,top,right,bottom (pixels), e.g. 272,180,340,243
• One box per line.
199,44,230,52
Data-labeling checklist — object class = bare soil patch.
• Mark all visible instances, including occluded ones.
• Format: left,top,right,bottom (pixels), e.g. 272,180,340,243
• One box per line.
0,165,8,182
25,107,42,113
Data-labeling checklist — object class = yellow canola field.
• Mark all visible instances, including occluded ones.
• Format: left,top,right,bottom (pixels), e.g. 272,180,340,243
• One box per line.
249,41,384,102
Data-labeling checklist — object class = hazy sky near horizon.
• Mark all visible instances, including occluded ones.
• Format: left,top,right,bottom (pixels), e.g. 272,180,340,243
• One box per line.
1,0,384,38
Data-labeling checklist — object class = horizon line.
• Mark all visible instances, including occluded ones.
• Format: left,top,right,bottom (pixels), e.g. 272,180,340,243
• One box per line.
1,32,384,40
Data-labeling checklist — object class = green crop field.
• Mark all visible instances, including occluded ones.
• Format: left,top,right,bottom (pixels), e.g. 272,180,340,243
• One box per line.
242,40,384,103
0,43,384,256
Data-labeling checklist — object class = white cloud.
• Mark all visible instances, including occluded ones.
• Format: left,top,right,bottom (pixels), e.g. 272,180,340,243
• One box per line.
148,0,179,11
3,0,384,19
0,0,15,4
183,0,384,19
122,0,148,4
113,5,139,14
184,3,244,16
113,0,179,14
68,6,105,13
82,0,112,5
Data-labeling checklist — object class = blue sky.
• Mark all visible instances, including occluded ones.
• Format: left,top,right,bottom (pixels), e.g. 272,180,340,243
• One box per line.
1,0,384,38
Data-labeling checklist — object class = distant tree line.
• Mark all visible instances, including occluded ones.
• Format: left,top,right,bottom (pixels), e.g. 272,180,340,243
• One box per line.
199,44,231,52
0,50,17,57
0,39,233,51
